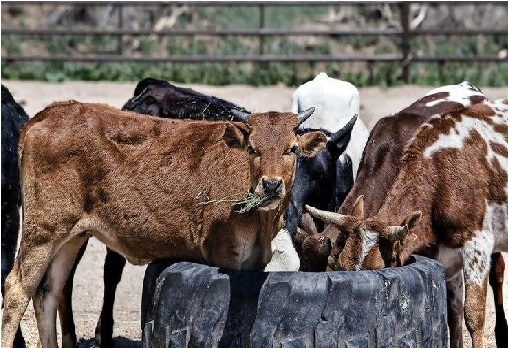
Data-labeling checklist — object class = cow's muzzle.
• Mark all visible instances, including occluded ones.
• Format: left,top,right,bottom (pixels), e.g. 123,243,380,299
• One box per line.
262,178,282,195
254,176,285,208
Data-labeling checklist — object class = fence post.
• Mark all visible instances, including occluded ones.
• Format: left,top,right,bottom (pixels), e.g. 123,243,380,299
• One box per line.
367,60,374,84
438,60,446,83
117,4,124,55
259,4,265,56
400,2,411,83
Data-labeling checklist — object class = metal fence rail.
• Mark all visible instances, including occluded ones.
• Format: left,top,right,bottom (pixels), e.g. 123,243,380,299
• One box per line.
2,1,507,83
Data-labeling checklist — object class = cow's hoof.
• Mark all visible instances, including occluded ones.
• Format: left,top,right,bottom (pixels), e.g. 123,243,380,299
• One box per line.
141,256,448,348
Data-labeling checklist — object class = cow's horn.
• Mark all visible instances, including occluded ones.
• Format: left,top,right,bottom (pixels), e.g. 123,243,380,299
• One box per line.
305,204,347,226
297,107,315,123
231,109,251,122
330,114,358,143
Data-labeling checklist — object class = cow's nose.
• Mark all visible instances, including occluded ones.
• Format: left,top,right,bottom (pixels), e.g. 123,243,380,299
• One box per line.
262,178,282,194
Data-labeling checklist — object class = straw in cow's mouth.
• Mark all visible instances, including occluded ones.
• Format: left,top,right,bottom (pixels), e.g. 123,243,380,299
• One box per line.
235,192,276,214
196,191,277,214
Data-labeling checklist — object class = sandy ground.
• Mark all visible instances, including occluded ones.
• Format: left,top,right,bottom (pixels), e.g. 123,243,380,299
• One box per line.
3,80,508,348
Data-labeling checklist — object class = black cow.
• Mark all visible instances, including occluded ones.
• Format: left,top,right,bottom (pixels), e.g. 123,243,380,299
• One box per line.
1,85,29,348
285,116,356,256
123,77,249,120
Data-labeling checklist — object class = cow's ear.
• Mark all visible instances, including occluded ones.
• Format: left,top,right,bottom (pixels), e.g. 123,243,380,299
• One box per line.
299,131,327,157
223,122,250,148
401,211,422,230
294,226,311,247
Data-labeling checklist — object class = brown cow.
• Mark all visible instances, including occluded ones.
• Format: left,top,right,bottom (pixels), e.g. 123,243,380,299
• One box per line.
58,77,251,348
1,101,327,348
295,87,435,271
306,87,508,348
298,82,508,345
296,82,488,270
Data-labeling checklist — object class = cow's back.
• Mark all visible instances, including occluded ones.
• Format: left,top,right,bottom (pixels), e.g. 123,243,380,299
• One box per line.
291,72,368,179
380,99,508,251
339,84,492,217
339,112,430,216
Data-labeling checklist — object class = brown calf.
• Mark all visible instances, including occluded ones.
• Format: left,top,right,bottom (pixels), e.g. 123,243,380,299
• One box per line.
1,101,326,348
307,85,508,348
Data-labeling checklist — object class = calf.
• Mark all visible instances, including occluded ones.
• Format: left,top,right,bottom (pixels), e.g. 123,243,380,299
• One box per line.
58,78,356,347
1,85,28,348
293,212,338,271
1,102,326,348
291,72,370,179
306,87,508,348
59,78,253,348
285,117,356,238
333,88,506,346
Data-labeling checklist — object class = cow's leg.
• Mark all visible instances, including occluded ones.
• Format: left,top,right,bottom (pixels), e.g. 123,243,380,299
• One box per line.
446,268,465,348
2,244,55,348
94,248,126,348
462,232,493,348
33,235,88,348
489,252,508,347
1,202,26,348
58,240,88,348
437,246,464,348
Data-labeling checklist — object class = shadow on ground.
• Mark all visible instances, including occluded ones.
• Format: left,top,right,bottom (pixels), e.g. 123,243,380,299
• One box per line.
78,337,141,348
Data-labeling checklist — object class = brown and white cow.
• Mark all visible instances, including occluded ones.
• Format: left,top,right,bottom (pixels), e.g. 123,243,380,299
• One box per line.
295,83,438,271
1,101,327,348
306,84,508,348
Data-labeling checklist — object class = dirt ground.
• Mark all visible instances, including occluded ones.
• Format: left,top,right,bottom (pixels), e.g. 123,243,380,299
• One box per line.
3,81,508,348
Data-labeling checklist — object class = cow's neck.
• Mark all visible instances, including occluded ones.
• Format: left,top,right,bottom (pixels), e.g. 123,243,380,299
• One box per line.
258,200,286,233
258,197,289,240
376,160,438,262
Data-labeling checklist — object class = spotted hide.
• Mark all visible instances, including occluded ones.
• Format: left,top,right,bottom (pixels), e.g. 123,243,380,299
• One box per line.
306,82,508,348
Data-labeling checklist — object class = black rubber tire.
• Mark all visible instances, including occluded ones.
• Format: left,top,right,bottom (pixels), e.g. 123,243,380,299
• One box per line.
141,256,447,348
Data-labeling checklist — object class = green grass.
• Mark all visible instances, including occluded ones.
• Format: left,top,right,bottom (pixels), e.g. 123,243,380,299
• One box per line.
2,59,507,87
